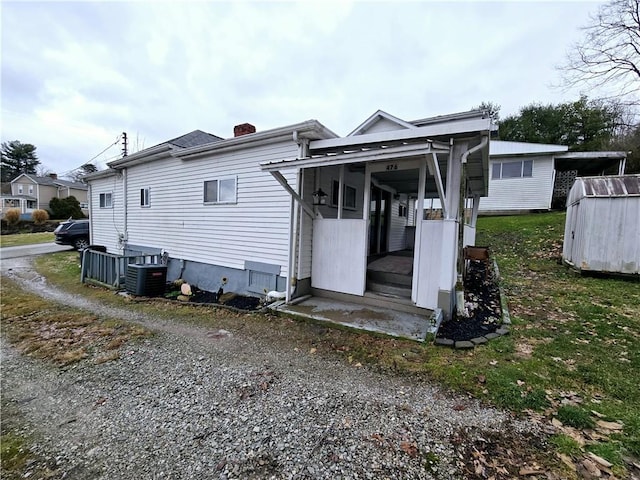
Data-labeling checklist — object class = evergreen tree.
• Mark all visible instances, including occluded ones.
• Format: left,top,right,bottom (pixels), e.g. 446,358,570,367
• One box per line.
1,141,40,182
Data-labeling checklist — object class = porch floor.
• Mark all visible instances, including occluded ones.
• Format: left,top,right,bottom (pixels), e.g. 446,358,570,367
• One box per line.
271,296,441,342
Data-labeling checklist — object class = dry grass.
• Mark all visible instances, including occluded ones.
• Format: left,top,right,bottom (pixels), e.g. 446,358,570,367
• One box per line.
1,278,151,367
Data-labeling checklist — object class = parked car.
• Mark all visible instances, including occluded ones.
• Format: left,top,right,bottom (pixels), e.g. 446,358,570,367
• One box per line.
54,219,90,250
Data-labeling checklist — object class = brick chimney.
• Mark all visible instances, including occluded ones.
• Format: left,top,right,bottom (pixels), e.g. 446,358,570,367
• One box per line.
233,123,256,137
48,173,58,180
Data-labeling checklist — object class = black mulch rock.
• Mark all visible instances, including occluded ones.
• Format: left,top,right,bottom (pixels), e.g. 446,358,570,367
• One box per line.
190,290,219,303
436,259,503,342
223,295,261,311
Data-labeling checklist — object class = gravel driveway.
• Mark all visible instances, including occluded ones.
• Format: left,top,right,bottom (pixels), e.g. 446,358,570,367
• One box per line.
2,258,536,479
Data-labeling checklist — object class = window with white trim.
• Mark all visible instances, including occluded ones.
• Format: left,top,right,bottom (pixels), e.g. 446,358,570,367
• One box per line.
492,160,533,179
18,185,23,194
204,177,236,204
29,186,34,194
331,180,357,210
140,188,150,207
99,192,113,208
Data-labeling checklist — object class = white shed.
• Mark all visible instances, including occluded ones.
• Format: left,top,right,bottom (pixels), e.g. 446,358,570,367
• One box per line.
563,175,640,275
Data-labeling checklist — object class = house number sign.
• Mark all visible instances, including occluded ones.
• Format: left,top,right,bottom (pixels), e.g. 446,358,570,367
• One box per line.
386,164,398,170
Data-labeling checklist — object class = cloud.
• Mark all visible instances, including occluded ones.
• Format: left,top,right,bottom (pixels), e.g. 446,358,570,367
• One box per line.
1,0,602,175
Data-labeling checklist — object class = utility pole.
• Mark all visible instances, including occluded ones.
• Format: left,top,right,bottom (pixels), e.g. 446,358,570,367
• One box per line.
122,132,128,157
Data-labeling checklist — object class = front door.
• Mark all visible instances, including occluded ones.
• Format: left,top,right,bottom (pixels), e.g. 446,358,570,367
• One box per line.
369,185,391,255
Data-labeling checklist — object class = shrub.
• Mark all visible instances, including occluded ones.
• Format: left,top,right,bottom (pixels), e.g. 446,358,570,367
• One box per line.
31,209,49,225
4,208,21,226
49,196,84,219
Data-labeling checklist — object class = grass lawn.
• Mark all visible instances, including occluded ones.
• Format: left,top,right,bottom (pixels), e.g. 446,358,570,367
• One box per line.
0,232,55,248
11,212,640,476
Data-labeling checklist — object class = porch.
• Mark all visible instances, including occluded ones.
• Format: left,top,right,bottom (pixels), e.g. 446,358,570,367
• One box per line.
261,110,494,320
270,295,442,342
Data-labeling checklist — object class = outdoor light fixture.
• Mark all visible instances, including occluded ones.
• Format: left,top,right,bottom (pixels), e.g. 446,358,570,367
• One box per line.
312,188,327,205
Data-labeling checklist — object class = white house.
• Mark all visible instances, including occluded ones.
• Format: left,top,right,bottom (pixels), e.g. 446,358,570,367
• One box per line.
480,141,627,214
85,111,495,319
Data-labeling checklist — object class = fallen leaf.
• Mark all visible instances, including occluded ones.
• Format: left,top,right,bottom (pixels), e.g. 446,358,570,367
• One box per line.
518,467,542,475
477,375,486,384
581,458,602,477
587,452,612,468
354,362,362,367
452,404,467,411
596,420,623,431
516,380,525,386
558,453,576,471
591,410,605,418
552,418,563,428
489,360,498,366
309,347,317,354
400,441,418,458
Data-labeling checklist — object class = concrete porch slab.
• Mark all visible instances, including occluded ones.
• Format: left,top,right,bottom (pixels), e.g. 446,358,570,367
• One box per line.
272,297,442,342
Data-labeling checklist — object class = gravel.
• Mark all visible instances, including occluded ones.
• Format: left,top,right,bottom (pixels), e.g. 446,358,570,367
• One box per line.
2,257,535,479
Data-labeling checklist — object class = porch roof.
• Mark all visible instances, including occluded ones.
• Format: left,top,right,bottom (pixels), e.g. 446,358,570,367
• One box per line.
260,113,493,198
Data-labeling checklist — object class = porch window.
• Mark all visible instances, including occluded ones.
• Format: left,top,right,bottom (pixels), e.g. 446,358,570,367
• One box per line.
398,204,407,217
140,187,150,207
26,200,36,209
99,192,113,208
204,177,236,204
491,160,533,179
331,180,357,210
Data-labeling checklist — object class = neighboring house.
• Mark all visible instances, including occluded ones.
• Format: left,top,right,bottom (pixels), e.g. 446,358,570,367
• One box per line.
85,112,494,319
480,141,627,214
1,173,89,218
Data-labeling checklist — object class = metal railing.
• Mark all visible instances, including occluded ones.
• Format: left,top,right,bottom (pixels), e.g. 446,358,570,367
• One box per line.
80,249,161,289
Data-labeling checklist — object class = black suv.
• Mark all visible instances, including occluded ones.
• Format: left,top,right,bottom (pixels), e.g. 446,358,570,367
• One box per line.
54,219,90,250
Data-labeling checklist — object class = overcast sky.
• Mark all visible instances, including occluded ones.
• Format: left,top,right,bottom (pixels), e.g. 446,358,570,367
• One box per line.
2,1,603,178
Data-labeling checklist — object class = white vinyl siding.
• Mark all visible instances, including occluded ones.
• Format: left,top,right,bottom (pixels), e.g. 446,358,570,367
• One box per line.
480,156,554,212
90,176,124,252
124,140,299,277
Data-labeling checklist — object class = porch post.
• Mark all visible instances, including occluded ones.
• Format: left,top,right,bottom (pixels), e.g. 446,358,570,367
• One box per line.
411,158,428,302
338,164,345,219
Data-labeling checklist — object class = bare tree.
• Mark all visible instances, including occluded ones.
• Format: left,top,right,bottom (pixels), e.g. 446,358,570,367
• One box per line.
559,0,639,108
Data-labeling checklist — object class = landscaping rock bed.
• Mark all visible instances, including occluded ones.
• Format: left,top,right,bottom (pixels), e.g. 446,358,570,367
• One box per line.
435,258,508,346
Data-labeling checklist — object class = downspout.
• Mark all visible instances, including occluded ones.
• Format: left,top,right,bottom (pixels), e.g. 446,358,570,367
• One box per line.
121,168,128,250
456,136,488,317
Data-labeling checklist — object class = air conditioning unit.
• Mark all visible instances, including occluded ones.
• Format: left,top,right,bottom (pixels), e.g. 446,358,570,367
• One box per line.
125,264,167,296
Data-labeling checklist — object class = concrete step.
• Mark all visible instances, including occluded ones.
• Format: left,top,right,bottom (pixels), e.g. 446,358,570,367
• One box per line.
311,287,431,316
366,280,412,299
367,269,412,287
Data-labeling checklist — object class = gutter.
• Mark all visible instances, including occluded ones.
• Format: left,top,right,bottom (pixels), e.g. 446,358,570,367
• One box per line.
457,135,489,317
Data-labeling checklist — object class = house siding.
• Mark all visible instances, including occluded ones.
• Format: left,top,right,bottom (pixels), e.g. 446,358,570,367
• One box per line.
480,156,554,212
123,140,298,278
90,174,124,251
389,197,407,251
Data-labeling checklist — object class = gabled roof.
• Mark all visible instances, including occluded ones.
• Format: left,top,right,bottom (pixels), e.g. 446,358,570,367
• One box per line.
167,130,223,148
10,173,87,190
348,110,417,136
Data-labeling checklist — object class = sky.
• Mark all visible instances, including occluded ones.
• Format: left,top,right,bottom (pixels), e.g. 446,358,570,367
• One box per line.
1,0,605,178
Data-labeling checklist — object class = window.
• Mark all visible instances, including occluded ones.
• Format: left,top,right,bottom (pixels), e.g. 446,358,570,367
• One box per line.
491,160,533,179
18,185,23,194
99,192,113,208
140,188,150,207
204,177,236,204
28,186,34,195
331,180,357,210
398,204,407,217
